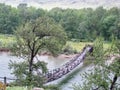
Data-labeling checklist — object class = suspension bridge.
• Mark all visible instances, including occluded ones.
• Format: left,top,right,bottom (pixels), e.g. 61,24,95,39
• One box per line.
0,45,93,85
44,45,93,83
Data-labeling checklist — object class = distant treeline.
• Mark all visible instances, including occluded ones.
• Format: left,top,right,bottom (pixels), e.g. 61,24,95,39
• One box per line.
0,3,120,41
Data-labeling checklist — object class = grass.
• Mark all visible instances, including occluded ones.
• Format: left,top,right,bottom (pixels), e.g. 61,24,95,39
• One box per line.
7,86,58,90
66,41,111,52
0,34,16,49
65,41,92,52
103,42,111,50
0,34,92,51
7,86,27,90
0,34,111,51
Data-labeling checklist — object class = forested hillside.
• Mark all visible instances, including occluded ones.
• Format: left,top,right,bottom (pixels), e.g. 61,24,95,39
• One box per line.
0,3,120,41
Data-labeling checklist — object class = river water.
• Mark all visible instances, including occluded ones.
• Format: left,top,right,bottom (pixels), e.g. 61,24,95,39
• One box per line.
0,52,70,77
0,52,91,90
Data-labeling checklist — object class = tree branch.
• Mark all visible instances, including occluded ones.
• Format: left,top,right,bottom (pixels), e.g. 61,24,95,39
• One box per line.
27,40,32,51
34,42,45,57
110,74,118,90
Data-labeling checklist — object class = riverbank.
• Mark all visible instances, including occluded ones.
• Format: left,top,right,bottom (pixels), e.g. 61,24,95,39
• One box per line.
0,48,9,52
0,34,112,54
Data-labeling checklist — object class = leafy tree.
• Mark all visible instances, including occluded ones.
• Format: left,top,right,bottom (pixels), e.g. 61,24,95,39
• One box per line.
60,9,81,39
9,16,67,87
0,3,19,34
72,37,120,90
102,15,117,40
0,3,120,41
48,7,64,22
48,8,82,39
17,3,46,27
77,7,106,41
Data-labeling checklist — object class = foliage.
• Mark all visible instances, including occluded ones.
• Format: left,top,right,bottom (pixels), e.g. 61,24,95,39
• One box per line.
66,41,93,52
7,86,28,90
0,3,46,34
72,37,120,90
0,34,16,49
0,4,19,34
63,44,77,54
7,85,60,90
9,16,67,87
0,3,120,41
9,60,47,87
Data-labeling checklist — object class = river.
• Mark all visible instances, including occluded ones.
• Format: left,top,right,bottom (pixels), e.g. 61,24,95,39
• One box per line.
0,52,70,77
0,52,92,90
1,52,119,90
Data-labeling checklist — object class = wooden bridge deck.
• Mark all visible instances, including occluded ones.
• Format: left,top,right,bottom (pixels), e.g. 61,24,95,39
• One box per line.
44,45,93,83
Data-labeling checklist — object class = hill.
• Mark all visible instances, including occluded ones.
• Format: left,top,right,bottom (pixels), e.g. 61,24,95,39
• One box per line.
0,0,120,10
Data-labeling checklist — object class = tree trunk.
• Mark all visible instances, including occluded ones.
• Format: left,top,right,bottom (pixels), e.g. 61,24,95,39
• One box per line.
28,47,35,85
28,57,33,85
28,39,36,85
110,74,118,90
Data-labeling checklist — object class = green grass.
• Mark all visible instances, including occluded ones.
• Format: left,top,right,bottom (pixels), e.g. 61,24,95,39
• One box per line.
66,41,111,52
103,42,111,50
0,34,16,48
7,86,28,90
0,34,111,51
66,41,92,52
0,34,92,50
7,86,57,90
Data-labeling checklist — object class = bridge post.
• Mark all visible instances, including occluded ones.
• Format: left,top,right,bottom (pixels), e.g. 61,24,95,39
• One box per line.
4,77,6,85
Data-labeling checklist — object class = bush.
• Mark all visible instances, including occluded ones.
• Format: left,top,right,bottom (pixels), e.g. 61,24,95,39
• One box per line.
63,45,78,54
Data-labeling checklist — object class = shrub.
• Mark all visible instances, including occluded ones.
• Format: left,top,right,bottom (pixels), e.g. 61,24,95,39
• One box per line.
63,45,78,54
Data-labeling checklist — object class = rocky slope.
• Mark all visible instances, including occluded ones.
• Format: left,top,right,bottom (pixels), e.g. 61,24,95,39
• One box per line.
0,0,120,10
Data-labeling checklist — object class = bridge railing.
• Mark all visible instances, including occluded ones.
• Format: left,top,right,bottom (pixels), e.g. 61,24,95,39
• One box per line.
44,45,93,83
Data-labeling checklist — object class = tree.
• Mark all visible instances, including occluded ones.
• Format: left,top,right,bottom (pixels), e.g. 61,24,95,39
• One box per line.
72,37,120,90
60,9,81,39
9,16,67,87
17,4,46,24
48,7,64,22
102,15,118,41
77,7,107,41
0,3,19,34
